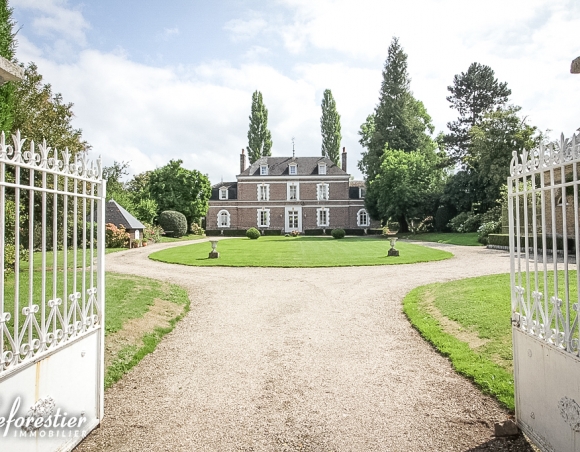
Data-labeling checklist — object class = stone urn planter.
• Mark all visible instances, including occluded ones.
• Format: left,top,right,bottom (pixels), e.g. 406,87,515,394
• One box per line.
388,237,399,257
208,240,219,259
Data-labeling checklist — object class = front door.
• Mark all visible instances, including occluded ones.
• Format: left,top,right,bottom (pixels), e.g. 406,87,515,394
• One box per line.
285,206,302,232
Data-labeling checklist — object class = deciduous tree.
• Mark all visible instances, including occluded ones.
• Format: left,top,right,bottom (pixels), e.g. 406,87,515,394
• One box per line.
365,146,444,232
12,63,89,156
320,89,341,166
468,106,540,209
147,159,211,224
247,90,272,164
0,0,17,135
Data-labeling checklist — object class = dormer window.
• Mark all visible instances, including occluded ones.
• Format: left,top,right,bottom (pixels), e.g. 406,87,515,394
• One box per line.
318,163,326,175
219,187,228,200
260,165,268,175
289,164,297,175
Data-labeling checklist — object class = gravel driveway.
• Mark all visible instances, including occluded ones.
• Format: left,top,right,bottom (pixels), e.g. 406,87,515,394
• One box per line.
76,239,534,451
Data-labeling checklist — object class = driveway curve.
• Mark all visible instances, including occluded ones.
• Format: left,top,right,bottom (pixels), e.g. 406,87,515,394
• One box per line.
77,239,532,451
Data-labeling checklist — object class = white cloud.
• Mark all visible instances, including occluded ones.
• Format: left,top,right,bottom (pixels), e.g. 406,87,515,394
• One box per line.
10,0,580,185
13,0,89,46
224,14,268,42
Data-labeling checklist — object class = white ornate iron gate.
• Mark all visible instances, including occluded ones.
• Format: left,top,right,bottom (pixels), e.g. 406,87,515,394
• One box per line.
0,131,105,451
509,131,580,451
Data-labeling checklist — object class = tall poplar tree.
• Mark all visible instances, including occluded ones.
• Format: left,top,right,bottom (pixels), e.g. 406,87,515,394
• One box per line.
444,62,511,164
358,37,434,180
320,89,341,166
247,90,272,164
0,0,17,135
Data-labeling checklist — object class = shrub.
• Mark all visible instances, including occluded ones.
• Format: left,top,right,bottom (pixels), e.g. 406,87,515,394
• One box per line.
105,223,130,248
435,206,454,232
4,244,28,274
477,221,502,244
290,230,299,237
448,212,481,233
246,227,261,239
388,221,400,232
158,211,187,238
331,228,345,239
143,223,164,243
190,222,204,236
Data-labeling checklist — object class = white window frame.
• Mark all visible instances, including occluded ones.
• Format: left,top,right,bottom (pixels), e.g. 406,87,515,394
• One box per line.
359,187,365,199
260,165,268,175
257,208,270,228
287,182,300,201
217,209,231,228
257,183,270,201
317,207,330,227
318,163,327,175
289,164,297,175
317,183,329,201
219,187,228,200
357,208,370,227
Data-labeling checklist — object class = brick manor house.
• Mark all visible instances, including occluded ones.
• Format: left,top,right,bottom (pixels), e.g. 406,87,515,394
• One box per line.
206,148,380,234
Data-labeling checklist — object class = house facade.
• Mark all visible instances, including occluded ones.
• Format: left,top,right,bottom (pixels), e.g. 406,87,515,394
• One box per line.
206,148,380,234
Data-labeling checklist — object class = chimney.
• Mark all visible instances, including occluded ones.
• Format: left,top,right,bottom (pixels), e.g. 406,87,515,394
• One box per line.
341,147,347,173
240,148,247,174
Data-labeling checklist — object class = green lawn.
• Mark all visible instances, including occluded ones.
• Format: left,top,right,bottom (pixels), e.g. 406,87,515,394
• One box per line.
1,267,189,389
403,271,577,410
17,247,126,272
149,236,453,267
398,232,481,246
158,233,204,243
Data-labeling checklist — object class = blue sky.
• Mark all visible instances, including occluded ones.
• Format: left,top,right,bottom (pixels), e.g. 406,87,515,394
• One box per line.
10,0,580,183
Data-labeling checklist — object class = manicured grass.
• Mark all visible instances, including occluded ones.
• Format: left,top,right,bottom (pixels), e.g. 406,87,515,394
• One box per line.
149,236,453,267
18,247,126,272
104,278,189,388
398,232,482,246
1,267,189,389
403,271,577,410
158,233,204,243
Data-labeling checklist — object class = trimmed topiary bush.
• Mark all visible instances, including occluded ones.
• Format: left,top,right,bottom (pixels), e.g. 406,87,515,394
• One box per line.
158,211,188,238
246,227,261,239
331,228,345,239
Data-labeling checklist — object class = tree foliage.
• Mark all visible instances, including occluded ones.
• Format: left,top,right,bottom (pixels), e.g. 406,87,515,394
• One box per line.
247,90,272,164
320,89,341,166
147,159,211,224
365,146,444,231
444,62,511,164
468,106,540,209
358,37,435,180
0,0,17,135
12,63,90,156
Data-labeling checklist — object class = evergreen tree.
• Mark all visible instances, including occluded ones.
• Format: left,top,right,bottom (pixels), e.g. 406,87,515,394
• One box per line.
444,62,511,164
0,0,17,135
320,89,341,166
247,90,272,164
358,37,434,180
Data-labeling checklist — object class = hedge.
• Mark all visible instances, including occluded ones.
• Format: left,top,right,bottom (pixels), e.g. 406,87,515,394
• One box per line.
344,228,365,236
304,229,328,236
488,233,576,252
263,229,282,236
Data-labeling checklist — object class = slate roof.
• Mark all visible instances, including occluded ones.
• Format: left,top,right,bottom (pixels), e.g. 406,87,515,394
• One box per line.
240,157,346,177
105,200,145,230
210,182,238,200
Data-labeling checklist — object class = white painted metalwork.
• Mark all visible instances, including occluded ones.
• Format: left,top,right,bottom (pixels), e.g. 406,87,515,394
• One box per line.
0,130,106,452
509,130,580,451
509,131,580,353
